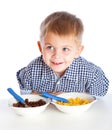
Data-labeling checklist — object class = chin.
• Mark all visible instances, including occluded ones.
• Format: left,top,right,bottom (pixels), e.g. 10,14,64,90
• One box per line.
53,69,66,76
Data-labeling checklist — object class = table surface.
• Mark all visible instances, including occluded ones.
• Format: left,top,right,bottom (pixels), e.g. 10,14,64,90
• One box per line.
0,94,112,130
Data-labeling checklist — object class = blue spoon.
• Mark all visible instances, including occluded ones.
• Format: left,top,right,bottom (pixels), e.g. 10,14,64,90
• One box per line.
42,92,68,103
7,88,25,103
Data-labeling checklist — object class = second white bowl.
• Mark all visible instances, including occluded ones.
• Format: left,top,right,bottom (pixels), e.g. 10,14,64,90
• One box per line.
51,92,96,114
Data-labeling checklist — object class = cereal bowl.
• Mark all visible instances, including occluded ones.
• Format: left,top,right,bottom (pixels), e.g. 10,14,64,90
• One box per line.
51,92,96,114
8,94,51,116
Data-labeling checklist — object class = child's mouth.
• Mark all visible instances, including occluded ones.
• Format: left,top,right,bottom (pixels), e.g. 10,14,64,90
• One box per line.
52,62,63,65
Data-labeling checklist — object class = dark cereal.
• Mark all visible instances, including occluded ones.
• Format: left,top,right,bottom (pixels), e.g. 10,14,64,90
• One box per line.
13,102,26,107
13,99,46,108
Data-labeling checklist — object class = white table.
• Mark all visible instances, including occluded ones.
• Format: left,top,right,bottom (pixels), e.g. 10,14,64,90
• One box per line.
0,94,112,130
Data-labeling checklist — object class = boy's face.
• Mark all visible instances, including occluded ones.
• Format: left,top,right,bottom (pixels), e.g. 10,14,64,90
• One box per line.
38,32,84,76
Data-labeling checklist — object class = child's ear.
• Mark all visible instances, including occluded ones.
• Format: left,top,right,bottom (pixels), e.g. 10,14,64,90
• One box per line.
79,45,84,53
75,45,84,58
37,41,42,53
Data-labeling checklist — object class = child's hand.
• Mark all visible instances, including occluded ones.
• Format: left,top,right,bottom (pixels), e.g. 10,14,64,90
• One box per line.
48,91,63,95
31,91,63,96
31,91,41,95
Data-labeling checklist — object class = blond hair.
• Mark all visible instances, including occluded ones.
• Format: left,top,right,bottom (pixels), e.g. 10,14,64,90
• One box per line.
40,11,84,43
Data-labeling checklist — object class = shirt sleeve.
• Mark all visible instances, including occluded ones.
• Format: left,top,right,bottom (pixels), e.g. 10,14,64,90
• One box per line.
16,67,32,94
86,68,109,96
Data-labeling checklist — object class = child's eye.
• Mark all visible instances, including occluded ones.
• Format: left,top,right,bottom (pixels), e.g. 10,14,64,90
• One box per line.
63,48,70,52
47,46,54,50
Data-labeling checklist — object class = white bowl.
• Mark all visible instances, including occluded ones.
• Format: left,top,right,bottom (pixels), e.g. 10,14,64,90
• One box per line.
8,94,51,116
51,92,96,114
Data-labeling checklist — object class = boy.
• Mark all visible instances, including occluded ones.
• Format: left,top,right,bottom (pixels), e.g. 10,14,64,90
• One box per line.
17,11,109,96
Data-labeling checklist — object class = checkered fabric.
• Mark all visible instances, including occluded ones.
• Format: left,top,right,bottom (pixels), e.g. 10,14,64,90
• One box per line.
17,56,109,96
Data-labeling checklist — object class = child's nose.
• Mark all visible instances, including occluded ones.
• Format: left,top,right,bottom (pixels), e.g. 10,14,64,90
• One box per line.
53,49,61,58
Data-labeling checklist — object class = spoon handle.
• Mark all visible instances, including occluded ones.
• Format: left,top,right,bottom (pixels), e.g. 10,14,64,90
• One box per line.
7,88,25,103
42,92,68,102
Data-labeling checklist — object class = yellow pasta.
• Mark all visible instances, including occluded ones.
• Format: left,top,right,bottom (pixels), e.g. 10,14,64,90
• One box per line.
56,97,92,106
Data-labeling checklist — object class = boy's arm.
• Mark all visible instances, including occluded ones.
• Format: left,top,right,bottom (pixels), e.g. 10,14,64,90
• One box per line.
16,67,32,94
87,69,109,97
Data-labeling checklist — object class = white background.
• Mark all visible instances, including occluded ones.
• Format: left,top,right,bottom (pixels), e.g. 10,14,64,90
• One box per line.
0,0,111,98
